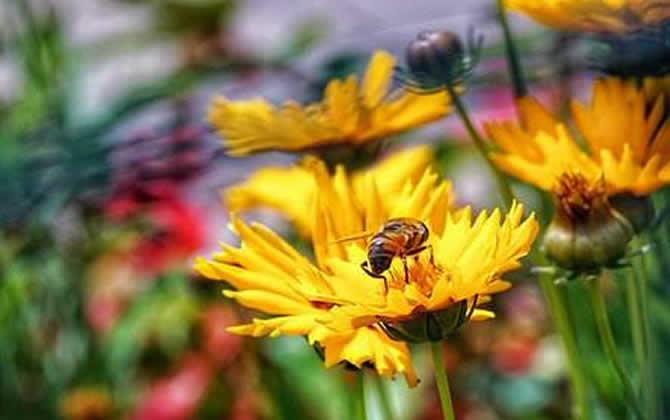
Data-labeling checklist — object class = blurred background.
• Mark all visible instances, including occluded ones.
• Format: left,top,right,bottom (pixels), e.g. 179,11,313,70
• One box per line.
1,1,667,419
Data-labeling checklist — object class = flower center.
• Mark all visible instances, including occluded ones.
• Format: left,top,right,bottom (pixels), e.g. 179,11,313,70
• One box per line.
554,173,609,222
387,253,444,297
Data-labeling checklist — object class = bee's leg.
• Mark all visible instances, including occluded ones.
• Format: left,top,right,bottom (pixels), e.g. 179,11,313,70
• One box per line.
406,245,434,265
361,261,388,294
467,294,479,319
402,258,409,284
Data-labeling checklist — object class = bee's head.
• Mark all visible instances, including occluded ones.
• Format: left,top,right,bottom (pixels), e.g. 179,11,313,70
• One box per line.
369,255,392,275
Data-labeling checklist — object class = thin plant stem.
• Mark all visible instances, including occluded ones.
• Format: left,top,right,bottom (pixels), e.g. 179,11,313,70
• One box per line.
374,376,395,420
589,275,645,419
357,373,367,420
632,236,658,420
430,341,456,420
495,0,528,98
445,84,515,210
625,267,646,390
538,273,593,420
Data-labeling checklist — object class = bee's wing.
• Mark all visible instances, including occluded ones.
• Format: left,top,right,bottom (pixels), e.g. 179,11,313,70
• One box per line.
330,231,374,245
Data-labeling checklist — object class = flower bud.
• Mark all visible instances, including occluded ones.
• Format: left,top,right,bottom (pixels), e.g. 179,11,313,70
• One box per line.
380,301,470,343
542,174,653,272
399,30,481,92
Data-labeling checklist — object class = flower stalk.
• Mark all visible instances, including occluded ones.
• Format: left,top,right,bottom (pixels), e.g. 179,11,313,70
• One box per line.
495,0,527,98
538,271,593,420
430,342,456,420
445,83,514,210
589,274,645,419
374,376,395,420
357,373,368,420
632,236,658,420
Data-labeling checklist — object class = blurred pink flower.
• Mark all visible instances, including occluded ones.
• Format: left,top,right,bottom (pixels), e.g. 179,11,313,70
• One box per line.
130,198,205,274
491,332,538,376
201,305,243,367
132,354,212,420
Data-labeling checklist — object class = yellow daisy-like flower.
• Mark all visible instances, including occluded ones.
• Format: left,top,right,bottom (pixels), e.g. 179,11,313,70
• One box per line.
208,51,450,156
486,77,666,270
505,0,670,33
196,162,457,386
485,77,670,196
225,146,434,236
195,216,420,386
316,201,538,343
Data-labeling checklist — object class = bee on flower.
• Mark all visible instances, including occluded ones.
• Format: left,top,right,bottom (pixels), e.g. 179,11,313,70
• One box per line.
195,158,455,387
196,149,539,385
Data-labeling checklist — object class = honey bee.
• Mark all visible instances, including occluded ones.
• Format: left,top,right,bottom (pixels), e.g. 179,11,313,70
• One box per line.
333,218,434,292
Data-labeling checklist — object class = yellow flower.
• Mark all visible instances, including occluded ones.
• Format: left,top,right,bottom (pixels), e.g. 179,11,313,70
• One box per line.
316,201,538,343
304,159,536,343
195,216,420,386
485,77,670,196
486,77,665,270
61,387,113,420
505,0,670,33
208,51,450,156
225,146,434,236
196,162,457,386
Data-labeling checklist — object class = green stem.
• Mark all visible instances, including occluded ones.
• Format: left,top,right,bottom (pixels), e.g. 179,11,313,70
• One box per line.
357,373,367,420
446,84,515,210
538,274,592,420
430,342,456,420
625,268,646,389
496,0,528,98
589,275,645,419
632,236,658,420
374,376,395,420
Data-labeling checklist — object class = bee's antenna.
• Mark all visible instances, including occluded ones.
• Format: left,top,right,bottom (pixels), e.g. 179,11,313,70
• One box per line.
329,231,374,245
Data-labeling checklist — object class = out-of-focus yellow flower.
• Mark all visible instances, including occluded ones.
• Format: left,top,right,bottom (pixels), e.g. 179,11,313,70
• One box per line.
318,202,538,343
61,387,113,420
196,163,461,386
485,77,670,196
505,0,670,33
486,77,667,270
208,51,450,156
225,146,434,236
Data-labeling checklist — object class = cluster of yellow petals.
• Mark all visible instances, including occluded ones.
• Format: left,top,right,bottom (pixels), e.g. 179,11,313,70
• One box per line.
225,146,434,237
208,51,450,156
197,158,455,387
485,77,670,196
197,150,539,386
195,215,420,386
318,202,539,334
505,0,670,33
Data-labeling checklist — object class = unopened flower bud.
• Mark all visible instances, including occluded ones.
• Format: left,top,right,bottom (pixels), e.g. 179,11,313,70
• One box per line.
380,300,470,343
398,30,481,92
543,174,653,272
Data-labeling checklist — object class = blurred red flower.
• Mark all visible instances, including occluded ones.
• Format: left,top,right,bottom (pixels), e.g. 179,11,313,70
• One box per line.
200,305,243,367
130,198,204,274
132,354,213,420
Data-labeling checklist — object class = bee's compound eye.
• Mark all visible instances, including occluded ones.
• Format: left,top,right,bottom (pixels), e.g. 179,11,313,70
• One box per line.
371,256,392,273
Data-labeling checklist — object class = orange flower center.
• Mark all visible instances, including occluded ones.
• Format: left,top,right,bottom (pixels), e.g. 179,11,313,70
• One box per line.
387,254,444,297
554,173,609,222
